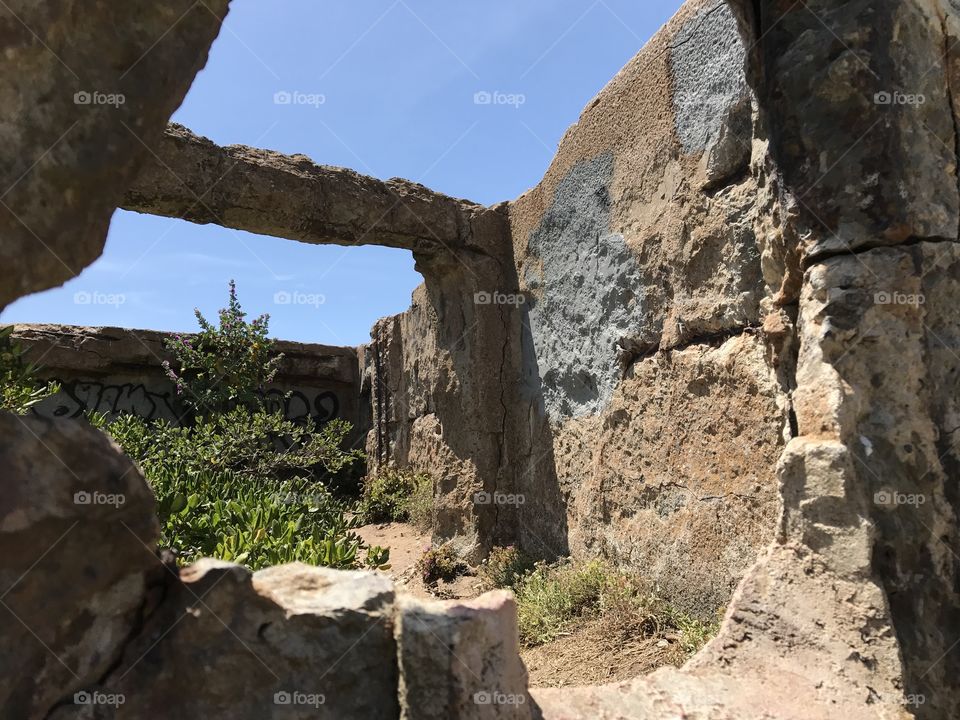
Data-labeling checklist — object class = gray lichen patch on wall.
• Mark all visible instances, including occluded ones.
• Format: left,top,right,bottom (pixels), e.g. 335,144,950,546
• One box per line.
670,1,750,155
524,153,646,421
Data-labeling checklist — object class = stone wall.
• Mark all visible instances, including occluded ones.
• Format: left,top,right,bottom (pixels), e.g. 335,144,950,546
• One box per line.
359,14,960,717
359,213,523,557
11,324,363,437
0,412,529,720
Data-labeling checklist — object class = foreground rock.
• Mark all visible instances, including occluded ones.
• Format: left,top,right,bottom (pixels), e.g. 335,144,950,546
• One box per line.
52,562,399,719
534,545,910,719
0,0,230,308
396,591,530,720
0,414,158,720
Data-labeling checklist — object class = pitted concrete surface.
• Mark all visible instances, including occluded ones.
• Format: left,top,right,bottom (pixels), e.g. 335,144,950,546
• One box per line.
670,1,750,154
524,153,645,420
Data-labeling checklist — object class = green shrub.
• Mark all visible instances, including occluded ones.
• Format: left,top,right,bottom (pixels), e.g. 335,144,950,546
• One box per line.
0,326,59,414
418,543,467,585
479,545,534,591
97,408,362,482
359,466,433,527
514,559,719,652
406,472,434,533
89,281,380,572
162,279,283,415
515,560,610,645
96,412,384,571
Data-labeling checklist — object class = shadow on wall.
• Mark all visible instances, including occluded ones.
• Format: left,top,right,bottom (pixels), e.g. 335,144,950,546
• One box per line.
511,152,650,562
516,302,569,560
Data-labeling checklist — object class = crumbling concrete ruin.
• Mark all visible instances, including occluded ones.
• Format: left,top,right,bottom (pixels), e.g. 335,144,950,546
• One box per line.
10,324,360,428
3,0,959,717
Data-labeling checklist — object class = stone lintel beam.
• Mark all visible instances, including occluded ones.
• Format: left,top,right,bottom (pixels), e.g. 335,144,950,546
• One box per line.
123,123,482,255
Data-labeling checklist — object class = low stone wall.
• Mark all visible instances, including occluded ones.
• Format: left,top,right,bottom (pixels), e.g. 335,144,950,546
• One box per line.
1,414,529,720
11,324,364,438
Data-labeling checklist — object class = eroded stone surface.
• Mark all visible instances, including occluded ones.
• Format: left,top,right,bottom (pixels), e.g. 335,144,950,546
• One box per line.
0,1,230,308
0,414,158,720
559,332,785,619
509,0,778,616
53,561,399,720
522,153,646,420
123,124,486,258
671,1,750,155
364,210,523,555
744,0,959,257
396,591,530,720
785,243,960,716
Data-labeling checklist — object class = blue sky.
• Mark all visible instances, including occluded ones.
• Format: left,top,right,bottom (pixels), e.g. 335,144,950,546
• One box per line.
3,1,681,346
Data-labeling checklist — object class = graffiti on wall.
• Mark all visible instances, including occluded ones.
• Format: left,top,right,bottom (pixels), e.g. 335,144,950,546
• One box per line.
32,379,180,421
31,377,342,425
260,388,340,424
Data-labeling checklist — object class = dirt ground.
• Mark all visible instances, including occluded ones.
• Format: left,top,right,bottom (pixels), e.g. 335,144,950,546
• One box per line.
519,615,687,687
356,521,480,600
356,522,689,688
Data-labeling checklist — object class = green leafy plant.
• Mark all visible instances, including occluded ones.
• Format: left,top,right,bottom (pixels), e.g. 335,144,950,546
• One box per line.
96,413,385,571
417,543,467,585
153,467,389,571
0,326,59,414
97,408,362,482
478,545,535,591
359,466,433,528
89,281,380,572
162,279,283,415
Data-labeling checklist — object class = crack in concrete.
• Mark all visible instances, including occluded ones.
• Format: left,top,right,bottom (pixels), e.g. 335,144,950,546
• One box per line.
621,323,763,371
803,235,960,269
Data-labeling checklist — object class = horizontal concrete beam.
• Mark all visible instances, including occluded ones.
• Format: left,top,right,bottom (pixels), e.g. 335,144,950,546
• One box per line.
122,124,481,255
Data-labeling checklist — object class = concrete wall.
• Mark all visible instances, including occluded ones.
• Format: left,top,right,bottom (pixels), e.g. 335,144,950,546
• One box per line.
11,324,364,439
369,0,786,619
511,0,788,620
